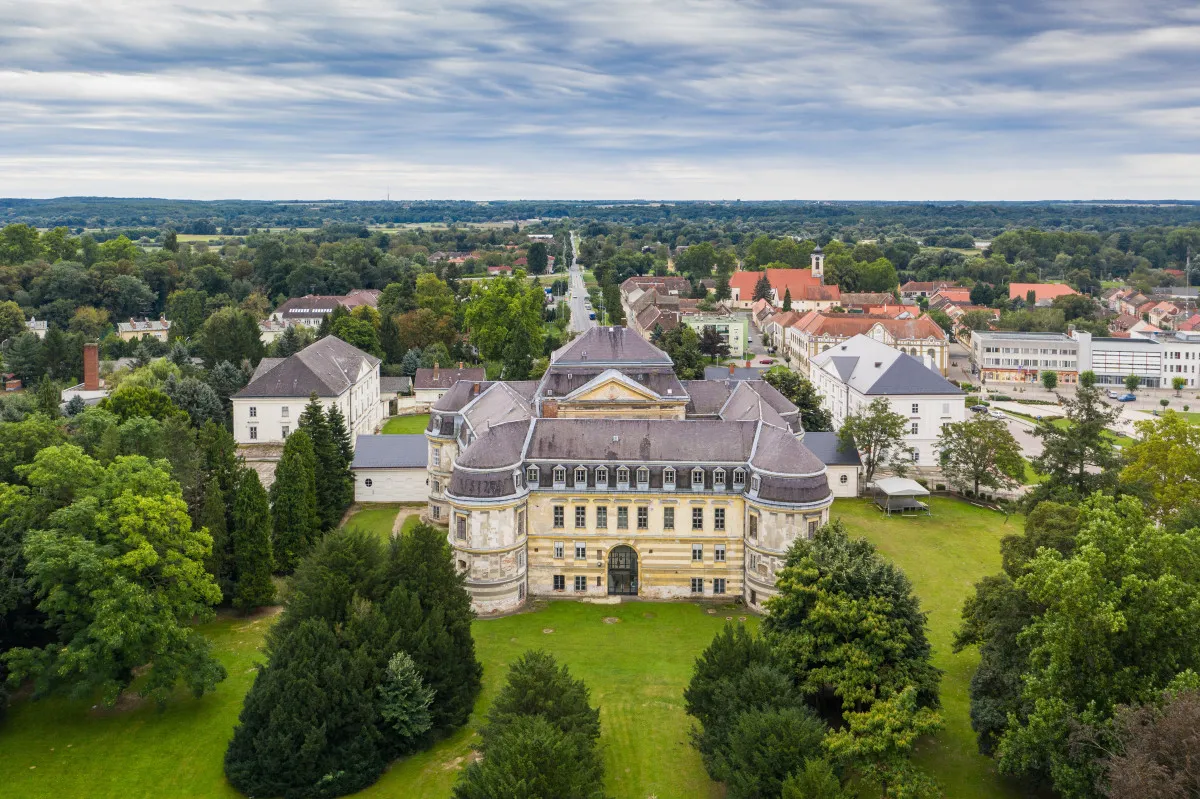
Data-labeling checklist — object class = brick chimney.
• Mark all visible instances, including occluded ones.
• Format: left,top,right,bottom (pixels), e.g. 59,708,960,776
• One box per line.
458,361,464,369
543,399,559,418
433,362,439,381
472,382,481,396
729,363,735,375
83,343,99,391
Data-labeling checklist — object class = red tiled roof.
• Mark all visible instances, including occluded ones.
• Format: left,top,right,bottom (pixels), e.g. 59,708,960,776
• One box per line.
729,269,838,302
1009,283,1078,301
791,312,946,340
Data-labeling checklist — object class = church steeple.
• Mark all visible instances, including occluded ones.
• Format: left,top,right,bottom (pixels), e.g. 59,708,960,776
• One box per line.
811,245,824,282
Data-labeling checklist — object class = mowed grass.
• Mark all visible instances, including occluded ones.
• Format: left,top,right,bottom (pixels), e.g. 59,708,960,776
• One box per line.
0,601,747,799
380,414,429,434
831,496,1024,798
343,505,402,540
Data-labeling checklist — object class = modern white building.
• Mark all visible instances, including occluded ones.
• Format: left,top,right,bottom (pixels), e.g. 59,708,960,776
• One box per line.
231,335,382,446
810,334,966,468
351,434,428,502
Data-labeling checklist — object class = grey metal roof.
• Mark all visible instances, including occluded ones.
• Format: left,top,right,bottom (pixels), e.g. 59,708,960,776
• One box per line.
800,432,862,466
813,335,961,396
351,434,428,469
704,366,765,381
749,423,826,475
234,336,380,399
380,375,412,394
539,366,686,401
414,367,486,390
868,357,963,395
550,326,673,366
719,382,790,429
526,418,758,463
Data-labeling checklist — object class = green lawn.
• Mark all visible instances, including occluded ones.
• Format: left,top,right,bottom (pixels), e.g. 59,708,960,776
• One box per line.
381,414,429,434
343,505,402,540
831,496,1024,798
1,497,1020,798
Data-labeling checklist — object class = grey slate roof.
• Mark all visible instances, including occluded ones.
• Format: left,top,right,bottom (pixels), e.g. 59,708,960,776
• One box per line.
800,432,862,466
380,375,413,394
540,366,685,400
351,434,428,469
456,420,531,469
234,336,380,399
749,423,826,475
704,365,765,381
683,380,733,415
550,326,673,366
414,367,486,390
867,358,963,395
812,335,961,396
526,419,759,463
431,380,494,413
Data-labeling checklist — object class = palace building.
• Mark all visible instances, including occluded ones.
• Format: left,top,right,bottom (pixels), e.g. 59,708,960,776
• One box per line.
425,326,835,615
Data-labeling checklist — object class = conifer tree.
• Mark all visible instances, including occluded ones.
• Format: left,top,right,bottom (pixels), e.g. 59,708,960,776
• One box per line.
782,287,792,311
201,474,233,599
378,651,435,753
231,468,275,609
453,715,606,799
269,428,319,573
326,404,355,518
298,393,343,530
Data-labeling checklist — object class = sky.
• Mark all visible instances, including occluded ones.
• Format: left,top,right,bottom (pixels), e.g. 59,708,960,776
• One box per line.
2,0,1199,201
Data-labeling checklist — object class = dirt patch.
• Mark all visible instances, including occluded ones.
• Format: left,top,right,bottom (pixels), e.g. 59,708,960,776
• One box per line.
233,605,284,632
542,628,554,634
602,617,621,624
89,691,146,717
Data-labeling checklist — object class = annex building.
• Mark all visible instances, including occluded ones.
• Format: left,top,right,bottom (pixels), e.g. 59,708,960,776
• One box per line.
426,326,835,615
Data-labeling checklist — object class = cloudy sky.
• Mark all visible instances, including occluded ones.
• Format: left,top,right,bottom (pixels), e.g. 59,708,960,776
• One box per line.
2,0,1199,200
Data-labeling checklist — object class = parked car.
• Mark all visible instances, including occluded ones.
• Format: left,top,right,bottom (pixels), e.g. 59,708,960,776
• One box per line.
969,404,988,414
1117,393,1137,402
1106,389,1120,399
759,358,773,365
990,409,1007,419
588,312,596,320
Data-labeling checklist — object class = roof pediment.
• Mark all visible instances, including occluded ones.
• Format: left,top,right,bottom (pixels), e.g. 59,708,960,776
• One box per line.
562,369,668,403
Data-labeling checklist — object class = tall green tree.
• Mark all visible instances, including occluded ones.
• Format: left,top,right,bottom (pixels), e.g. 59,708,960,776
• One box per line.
1031,377,1121,502
298,394,344,531
452,715,606,799
838,397,908,487
200,474,233,599
658,325,705,379
698,325,730,363
482,650,601,748
936,416,1024,496
526,241,549,274
763,366,833,432
197,306,264,368
2,446,225,705
0,299,25,342
269,428,319,573
231,467,275,610
463,272,545,380
1119,411,1200,521
752,273,773,302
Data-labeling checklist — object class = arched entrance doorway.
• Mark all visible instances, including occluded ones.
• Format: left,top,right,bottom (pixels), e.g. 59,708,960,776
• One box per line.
607,546,638,596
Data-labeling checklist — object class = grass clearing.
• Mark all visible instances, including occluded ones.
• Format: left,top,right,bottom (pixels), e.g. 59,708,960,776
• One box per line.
381,414,429,434
343,505,402,541
832,496,1023,798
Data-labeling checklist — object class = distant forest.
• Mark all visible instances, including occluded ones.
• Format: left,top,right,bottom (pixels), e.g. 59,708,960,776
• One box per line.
5,197,1200,240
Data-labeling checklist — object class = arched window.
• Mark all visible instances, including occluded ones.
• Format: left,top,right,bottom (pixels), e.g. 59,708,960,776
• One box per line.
927,348,936,360
574,466,587,486
526,465,539,484
553,465,566,485
712,468,726,489
616,466,630,485
663,467,676,488
595,466,609,487
691,468,705,488
732,468,746,488
636,466,649,487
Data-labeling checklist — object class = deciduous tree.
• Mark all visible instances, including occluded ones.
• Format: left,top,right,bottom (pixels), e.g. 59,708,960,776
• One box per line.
763,366,833,432
838,398,908,487
936,416,1024,496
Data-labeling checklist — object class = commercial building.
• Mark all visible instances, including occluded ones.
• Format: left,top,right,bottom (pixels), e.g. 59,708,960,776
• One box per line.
969,331,1080,385
426,326,835,615
810,334,965,468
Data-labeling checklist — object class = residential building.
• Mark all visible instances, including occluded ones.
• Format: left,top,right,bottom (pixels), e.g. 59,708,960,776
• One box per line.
25,317,47,339
269,289,381,329
117,316,171,342
427,326,835,614
1009,283,1078,306
231,335,382,446
840,292,896,310
682,314,749,358
783,312,950,376
969,331,1080,385
351,434,428,502
928,287,972,310
413,364,487,404
809,334,966,468
900,280,956,300
258,318,289,345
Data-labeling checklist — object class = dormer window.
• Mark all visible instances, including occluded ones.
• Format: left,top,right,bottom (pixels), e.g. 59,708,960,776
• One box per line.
750,474,761,493
616,466,630,486
732,468,746,488
553,466,566,485
691,468,705,489
636,466,649,488
663,467,676,489
526,465,540,484
713,468,726,489
596,466,609,488
574,466,587,486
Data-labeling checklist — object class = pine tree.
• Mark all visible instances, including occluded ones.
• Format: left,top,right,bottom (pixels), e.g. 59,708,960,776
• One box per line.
782,287,792,311
378,651,435,753
483,651,600,748
326,403,355,522
231,468,275,610
298,393,343,531
400,348,421,378
269,428,319,573
752,273,773,302
200,475,233,600
379,312,403,364
224,617,386,799
453,715,606,799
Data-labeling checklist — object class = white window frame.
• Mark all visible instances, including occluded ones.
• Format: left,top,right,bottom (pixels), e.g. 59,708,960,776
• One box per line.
713,468,726,489
714,508,725,531
595,466,609,488
574,466,587,486
553,465,566,486
616,466,630,486
690,577,703,594
636,466,649,488
574,542,586,560
574,575,587,592
714,543,726,562
732,468,745,487
526,465,539,484
750,475,761,493
663,506,675,530
663,467,676,489
596,506,608,528
249,406,257,418
692,543,703,561
691,468,704,489
248,426,257,440
554,541,564,558
713,578,726,595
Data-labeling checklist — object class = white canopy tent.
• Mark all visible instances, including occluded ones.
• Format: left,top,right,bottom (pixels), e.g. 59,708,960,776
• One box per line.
872,477,931,516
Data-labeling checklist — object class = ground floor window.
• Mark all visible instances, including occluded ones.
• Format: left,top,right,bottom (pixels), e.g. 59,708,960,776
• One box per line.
554,541,564,558
692,544,703,562
518,582,525,600
690,578,703,594
574,575,587,592
553,575,565,590
432,505,440,519
714,544,726,563
713,578,726,595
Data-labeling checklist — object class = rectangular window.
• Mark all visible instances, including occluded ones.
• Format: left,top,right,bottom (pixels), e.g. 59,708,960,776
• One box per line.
617,507,628,529
281,425,289,438
713,578,726,595
432,448,441,466
432,505,440,519
553,506,564,528
910,422,919,436
808,519,820,538
911,403,919,414
692,544,703,562
553,575,565,590
692,507,703,530
575,542,586,560
663,506,675,529
517,550,525,569
249,406,257,418
749,514,758,540
596,506,607,528
714,508,725,531
554,541,564,559
249,426,257,440
456,516,466,541
281,406,289,418
574,575,587,592
517,510,525,537
637,506,648,529
749,552,760,571
575,506,586,528
690,577,703,594
715,544,726,562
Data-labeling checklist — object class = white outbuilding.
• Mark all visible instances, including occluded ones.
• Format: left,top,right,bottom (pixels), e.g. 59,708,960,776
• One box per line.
351,434,429,502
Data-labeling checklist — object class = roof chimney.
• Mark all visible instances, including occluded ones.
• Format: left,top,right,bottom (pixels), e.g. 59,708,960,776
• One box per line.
458,361,464,369
543,399,558,418
472,382,481,396
433,362,440,381
83,342,99,391
729,363,735,375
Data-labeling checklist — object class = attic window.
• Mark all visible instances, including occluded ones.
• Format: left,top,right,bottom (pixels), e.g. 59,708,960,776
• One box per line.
663,467,676,488
616,466,630,485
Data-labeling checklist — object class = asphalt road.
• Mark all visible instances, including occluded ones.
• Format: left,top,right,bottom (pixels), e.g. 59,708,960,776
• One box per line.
567,230,596,334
